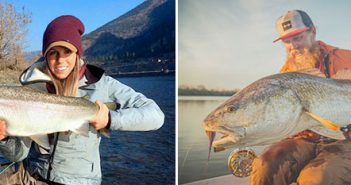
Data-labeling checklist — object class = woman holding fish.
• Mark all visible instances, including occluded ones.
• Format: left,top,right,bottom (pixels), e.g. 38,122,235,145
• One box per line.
0,15,164,184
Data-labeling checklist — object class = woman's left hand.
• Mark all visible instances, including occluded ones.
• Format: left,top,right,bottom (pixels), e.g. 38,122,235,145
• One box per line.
90,100,110,130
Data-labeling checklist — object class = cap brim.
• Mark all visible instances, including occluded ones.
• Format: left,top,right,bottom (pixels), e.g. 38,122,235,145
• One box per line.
273,27,310,43
44,41,78,56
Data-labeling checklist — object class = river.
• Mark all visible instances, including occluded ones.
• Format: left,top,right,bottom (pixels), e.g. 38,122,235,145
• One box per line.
102,75,175,185
178,96,233,184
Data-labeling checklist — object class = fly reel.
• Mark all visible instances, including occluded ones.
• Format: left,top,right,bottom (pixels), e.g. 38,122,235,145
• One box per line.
227,148,257,177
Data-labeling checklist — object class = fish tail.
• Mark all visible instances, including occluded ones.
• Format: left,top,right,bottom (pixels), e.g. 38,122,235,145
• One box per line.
104,102,120,110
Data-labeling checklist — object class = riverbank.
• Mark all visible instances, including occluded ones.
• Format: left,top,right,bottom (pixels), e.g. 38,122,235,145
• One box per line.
0,69,22,84
178,86,238,96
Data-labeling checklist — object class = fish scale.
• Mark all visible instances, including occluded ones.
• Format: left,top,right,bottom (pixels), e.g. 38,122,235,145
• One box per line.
0,85,100,149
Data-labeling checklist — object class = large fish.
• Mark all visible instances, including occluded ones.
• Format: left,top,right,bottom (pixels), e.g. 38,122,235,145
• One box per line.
203,72,351,153
0,85,116,149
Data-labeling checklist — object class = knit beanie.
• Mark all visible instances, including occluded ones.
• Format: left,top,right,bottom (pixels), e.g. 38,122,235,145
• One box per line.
43,15,85,57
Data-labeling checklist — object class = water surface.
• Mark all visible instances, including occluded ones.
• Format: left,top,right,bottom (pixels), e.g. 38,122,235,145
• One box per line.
178,96,233,184
102,75,175,185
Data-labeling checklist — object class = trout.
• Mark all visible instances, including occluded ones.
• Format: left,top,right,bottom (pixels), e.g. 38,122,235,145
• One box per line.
0,85,116,149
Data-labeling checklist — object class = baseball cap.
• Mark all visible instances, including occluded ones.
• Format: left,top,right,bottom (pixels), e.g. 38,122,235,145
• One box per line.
273,10,314,43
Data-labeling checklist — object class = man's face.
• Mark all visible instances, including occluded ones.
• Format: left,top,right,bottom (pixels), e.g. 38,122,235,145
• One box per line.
281,30,315,56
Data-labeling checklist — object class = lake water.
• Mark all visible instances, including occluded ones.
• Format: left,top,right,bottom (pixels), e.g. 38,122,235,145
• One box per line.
178,96,270,184
102,75,175,185
0,75,175,185
178,96,234,184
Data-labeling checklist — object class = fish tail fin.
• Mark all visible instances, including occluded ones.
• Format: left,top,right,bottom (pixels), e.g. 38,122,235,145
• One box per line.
104,102,120,110
83,95,120,110
99,128,110,138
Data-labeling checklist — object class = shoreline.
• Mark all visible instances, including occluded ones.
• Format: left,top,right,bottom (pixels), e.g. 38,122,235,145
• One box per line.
108,70,175,78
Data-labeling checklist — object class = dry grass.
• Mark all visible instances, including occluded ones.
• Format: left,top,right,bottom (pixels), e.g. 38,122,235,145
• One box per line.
0,69,22,85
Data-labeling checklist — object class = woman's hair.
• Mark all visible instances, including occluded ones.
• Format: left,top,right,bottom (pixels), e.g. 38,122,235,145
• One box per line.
45,55,80,96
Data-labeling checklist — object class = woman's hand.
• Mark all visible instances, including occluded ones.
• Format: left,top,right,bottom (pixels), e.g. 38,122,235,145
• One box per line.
0,120,7,140
90,100,110,130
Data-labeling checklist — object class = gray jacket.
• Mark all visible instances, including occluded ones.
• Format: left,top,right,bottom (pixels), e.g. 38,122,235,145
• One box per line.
0,60,164,184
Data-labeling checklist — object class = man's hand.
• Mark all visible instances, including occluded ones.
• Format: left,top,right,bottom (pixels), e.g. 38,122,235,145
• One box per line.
90,100,109,130
0,120,7,140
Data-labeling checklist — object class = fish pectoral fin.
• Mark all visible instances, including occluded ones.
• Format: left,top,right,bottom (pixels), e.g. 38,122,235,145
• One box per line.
304,111,341,131
30,135,50,150
71,123,89,137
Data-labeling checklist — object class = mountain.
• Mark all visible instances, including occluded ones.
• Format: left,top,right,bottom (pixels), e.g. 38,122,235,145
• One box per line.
82,0,175,76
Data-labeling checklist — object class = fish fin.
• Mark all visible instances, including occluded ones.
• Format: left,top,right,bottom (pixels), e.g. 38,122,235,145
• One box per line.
310,127,345,140
71,123,90,137
99,128,110,138
82,95,90,100
104,102,120,110
30,135,50,150
304,111,341,131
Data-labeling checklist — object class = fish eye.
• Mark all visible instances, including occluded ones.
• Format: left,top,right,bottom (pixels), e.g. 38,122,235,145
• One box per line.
225,106,236,112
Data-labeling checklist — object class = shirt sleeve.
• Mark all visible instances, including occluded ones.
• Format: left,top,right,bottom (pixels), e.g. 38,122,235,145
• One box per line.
103,76,165,131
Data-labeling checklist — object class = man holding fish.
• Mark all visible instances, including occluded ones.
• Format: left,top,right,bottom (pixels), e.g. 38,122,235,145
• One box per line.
251,10,351,185
0,15,164,184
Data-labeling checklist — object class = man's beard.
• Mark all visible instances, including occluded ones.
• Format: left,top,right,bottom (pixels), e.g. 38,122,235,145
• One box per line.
283,45,320,72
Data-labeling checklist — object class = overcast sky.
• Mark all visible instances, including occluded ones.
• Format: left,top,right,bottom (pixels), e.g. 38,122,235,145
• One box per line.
178,0,351,89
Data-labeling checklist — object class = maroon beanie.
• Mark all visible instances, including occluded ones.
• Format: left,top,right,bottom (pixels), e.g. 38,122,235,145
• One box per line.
43,15,85,56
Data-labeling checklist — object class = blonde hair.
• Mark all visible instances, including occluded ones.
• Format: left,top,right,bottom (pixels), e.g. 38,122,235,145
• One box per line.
45,55,80,96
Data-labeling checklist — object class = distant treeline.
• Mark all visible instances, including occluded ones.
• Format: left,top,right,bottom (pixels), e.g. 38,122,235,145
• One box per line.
178,85,238,96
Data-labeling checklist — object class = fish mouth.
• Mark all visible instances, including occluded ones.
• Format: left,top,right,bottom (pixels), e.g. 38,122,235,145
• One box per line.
205,129,238,151
204,124,243,160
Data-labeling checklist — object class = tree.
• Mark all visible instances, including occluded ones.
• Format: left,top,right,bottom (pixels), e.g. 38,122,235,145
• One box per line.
0,1,31,70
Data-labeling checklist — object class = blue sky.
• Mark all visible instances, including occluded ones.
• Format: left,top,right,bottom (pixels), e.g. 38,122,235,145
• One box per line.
179,0,351,89
8,0,145,52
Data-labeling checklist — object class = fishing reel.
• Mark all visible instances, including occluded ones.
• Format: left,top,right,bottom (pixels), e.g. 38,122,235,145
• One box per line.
227,148,257,177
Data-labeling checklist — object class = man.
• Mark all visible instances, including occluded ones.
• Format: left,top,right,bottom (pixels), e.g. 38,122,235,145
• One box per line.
250,10,351,185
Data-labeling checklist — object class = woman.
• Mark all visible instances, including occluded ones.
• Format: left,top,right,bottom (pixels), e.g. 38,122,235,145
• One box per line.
0,15,164,184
